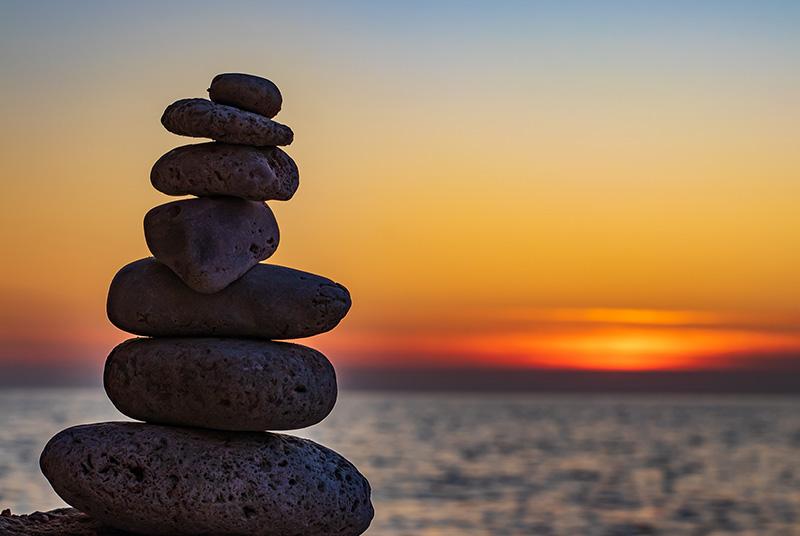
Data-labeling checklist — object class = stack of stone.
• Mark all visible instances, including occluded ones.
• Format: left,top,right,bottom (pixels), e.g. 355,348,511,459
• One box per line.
39,74,374,536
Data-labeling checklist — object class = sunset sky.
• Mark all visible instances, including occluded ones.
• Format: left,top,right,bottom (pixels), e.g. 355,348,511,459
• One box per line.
1,1,799,383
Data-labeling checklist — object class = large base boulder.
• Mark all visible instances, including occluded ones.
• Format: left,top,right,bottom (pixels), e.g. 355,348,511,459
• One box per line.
41,423,374,536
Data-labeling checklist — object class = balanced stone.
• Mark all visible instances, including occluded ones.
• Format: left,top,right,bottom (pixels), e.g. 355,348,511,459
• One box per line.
40,423,374,536
105,338,337,431
161,98,293,146
107,258,351,339
209,73,282,119
151,142,299,201
144,197,279,294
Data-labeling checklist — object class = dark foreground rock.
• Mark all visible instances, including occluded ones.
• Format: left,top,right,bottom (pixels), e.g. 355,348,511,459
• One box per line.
144,198,280,294
0,508,126,535
105,338,337,431
107,258,351,339
150,142,299,201
41,423,374,536
209,73,283,119
161,98,293,146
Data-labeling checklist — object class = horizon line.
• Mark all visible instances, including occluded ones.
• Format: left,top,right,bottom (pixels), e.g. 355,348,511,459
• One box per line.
2,365,800,394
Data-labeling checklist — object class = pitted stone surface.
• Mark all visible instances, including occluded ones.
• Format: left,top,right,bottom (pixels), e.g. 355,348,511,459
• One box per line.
151,142,299,201
144,197,279,294
107,258,351,339
0,508,126,536
161,98,293,146
209,73,282,119
40,423,374,536
105,338,337,431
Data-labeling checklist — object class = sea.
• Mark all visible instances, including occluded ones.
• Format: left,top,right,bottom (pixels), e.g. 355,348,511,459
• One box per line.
1,388,800,535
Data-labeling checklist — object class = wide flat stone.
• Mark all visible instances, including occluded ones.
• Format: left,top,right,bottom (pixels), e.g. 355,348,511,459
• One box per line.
107,258,351,339
161,98,293,146
0,508,126,536
41,423,373,536
144,197,279,294
150,142,299,201
105,338,337,431
209,73,282,119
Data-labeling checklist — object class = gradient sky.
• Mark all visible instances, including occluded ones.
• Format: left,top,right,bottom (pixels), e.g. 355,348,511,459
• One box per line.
1,1,799,379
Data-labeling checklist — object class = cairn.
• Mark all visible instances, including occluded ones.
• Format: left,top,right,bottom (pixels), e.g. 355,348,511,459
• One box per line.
39,73,374,535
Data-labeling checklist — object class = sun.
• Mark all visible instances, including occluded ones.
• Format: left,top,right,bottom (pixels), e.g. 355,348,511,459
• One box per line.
532,329,695,370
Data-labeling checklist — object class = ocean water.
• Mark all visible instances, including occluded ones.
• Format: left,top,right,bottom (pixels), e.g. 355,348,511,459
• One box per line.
2,389,800,535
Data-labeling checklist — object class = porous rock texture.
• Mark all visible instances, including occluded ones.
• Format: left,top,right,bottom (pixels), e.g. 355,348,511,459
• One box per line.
40,423,374,536
0,508,126,536
209,73,283,119
144,197,280,294
161,98,293,146
107,258,351,339
150,142,299,201
105,337,337,431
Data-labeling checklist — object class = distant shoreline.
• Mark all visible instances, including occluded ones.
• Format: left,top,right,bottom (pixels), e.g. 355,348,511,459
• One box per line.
2,365,800,394
339,368,800,394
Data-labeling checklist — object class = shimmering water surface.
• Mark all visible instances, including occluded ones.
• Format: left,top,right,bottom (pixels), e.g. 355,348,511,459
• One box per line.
2,389,800,535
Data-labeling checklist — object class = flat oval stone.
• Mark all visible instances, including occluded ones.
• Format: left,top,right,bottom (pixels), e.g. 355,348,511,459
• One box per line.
107,258,351,339
161,98,293,146
209,73,282,119
144,198,279,294
105,338,337,431
40,423,374,536
151,142,299,201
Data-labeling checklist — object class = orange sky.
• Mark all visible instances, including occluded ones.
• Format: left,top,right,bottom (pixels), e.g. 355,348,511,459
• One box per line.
1,2,799,375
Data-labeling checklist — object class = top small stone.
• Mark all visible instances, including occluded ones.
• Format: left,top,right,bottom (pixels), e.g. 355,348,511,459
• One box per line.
209,73,282,119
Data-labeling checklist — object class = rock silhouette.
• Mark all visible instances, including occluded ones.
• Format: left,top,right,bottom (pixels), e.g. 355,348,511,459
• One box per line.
150,142,299,201
41,424,373,536
107,259,351,339
161,98,293,146
104,338,337,431
143,197,280,293
209,73,283,118
39,73,373,535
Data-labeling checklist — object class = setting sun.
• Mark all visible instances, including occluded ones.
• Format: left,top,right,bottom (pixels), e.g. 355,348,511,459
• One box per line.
312,307,800,372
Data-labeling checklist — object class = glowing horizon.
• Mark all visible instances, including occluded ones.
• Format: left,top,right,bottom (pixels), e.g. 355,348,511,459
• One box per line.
311,306,800,371
1,2,799,377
